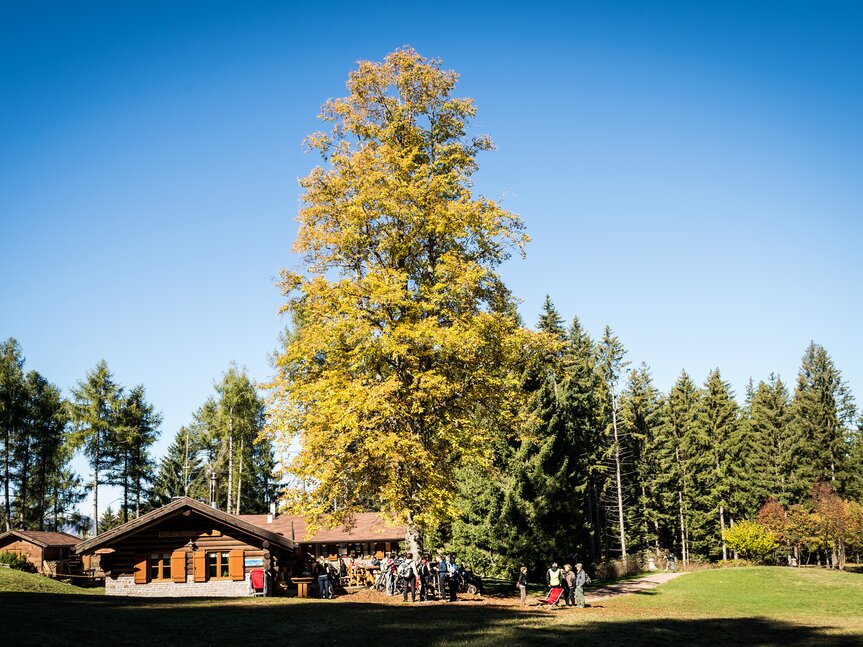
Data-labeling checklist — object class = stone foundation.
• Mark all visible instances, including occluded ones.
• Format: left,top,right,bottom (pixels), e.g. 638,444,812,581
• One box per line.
106,575,250,597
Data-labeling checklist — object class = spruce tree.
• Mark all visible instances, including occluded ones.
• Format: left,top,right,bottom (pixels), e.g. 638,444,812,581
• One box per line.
595,326,631,558
790,342,856,498
619,363,664,552
561,317,601,562
655,371,706,567
745,374,794,507
699,369,739,560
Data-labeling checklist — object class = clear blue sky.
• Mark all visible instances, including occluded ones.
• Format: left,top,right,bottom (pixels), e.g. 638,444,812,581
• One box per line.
2,1,861,513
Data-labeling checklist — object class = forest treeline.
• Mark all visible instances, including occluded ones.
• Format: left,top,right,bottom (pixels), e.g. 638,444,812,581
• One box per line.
0,338,274,536
439,297,863,576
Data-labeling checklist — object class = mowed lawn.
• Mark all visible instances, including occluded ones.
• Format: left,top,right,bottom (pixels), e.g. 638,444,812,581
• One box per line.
1,567,862,646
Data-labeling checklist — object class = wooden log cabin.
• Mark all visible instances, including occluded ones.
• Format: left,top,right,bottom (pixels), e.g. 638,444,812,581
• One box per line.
74,497,296,597
0,530,81,574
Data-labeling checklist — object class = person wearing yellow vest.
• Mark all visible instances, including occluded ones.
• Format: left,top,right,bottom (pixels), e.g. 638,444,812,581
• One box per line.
545,562,563,605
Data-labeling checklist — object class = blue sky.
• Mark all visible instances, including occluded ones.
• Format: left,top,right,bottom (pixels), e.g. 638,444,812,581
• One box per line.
2,1,861,512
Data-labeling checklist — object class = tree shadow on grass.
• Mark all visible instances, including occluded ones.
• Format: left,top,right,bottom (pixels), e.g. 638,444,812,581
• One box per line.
0,592,859,647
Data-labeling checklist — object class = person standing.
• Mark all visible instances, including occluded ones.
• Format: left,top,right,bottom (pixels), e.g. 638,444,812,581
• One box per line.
418,554,431,601
437,554,449,601
667,551,676,573
316,559,330,599
401,553,419,602
574,563,588,608
516,566,528,606
546,561,563,605
562,564,576,607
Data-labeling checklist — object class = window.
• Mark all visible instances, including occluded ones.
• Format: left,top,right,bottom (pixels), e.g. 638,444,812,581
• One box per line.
149,553,171,581
207,551,230,579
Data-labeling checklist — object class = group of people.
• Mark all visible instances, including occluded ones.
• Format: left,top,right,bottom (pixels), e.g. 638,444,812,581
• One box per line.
516,562,590,608
372,552,474,602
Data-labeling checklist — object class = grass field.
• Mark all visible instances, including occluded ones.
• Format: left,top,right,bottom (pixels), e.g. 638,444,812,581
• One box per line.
1,567,861,646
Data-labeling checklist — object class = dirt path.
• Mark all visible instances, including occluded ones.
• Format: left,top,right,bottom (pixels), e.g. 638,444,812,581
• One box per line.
586,571,687,601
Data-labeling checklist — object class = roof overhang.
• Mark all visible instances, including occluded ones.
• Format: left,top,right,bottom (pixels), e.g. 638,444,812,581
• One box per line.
74,497,296,555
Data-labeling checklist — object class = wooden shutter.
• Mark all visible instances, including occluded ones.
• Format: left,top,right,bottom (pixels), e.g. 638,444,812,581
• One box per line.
134,555,147,584
171,551,186,582
229,549,244,581
193,551,207,582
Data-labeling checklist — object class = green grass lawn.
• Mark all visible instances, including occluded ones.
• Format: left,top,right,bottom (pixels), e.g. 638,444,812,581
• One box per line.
1,567,861,646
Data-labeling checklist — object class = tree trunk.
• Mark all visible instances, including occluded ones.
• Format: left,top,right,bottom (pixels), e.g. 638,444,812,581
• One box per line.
405,515,422,557
3,427,10,531
719,505,727,561
586,481,597,564
611,391,627,558
227,407,234,515
235,436,244,515
93,432,100,536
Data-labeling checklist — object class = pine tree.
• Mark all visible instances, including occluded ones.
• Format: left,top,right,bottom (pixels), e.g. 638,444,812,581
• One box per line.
68,360,121,535
790,342,856,498
97,506,123,533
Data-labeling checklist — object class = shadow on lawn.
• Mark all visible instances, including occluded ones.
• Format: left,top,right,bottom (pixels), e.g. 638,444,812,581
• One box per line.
0,592,858,647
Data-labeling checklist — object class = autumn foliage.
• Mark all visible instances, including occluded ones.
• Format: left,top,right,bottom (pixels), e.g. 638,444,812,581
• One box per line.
266,49,537,541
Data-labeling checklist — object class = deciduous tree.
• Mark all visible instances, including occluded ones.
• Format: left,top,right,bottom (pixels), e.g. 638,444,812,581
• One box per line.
266,48,531,550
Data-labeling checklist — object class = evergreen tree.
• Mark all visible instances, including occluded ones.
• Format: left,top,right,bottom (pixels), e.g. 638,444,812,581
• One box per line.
111,385,161,521
68,360,121,535
560,317,601,562
655,371,707,567
185,366,275,514
699,369,739,560
790,342,856,498
619,363,664,553
0,338,26,531
97,506,123,534
595,326,631,558
745,374,794,508
13,371,68,529
150,425,208,506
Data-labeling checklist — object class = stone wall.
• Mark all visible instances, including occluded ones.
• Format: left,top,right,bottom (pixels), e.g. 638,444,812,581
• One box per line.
106,574,250,597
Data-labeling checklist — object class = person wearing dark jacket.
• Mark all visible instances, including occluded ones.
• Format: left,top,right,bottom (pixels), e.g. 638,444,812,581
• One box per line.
516,566,528,606
562,564,576,606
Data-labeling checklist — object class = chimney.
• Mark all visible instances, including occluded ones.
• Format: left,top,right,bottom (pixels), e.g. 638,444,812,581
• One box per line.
209,472,219,509
266,501,275,524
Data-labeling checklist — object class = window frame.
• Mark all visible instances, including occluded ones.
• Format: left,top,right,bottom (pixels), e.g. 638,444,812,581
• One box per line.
148,552,172,581
207,551,231,580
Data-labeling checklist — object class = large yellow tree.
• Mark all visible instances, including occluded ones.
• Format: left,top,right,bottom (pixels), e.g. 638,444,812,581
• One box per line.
267,48,533,550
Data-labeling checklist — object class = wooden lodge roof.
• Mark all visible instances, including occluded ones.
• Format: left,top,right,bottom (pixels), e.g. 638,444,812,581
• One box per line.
237,511,406,544
0,530,81,548
74,497,297,555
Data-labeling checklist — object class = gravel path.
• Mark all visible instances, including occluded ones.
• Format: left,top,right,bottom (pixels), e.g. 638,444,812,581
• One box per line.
586,571,687,601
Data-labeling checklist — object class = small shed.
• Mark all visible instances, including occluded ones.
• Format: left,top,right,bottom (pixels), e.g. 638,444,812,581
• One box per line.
0,530,81,574
74,497,297,597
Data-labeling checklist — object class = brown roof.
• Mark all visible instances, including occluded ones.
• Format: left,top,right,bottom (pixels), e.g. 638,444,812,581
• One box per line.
0,530,80,548
74,497,296,555
237,512,405,543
